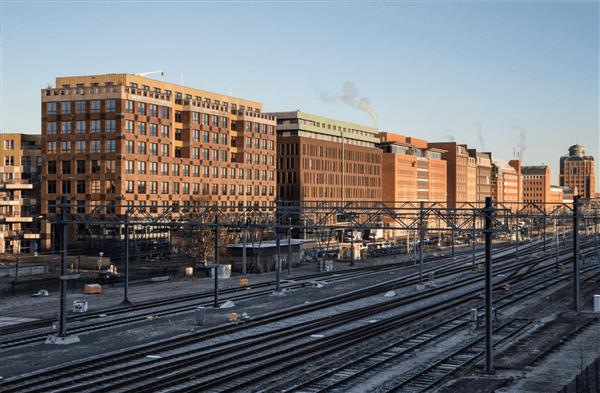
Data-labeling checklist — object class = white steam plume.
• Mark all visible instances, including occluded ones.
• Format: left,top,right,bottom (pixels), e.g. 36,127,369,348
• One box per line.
319,81,378,129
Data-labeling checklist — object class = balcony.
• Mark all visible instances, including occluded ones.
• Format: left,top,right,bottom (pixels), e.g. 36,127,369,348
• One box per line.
3,216,34,223
42,86,172,103
0,179,34,190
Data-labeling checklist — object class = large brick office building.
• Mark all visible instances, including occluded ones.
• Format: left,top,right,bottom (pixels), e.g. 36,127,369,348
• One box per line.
427,142,475,208
491,159,522,210
271,111,382,204
378,132,446,205
522,165,564,211
467,150,492,203
41,74,277,222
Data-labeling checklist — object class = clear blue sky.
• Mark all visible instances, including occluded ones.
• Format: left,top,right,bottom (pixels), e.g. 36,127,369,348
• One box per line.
1,0,598,186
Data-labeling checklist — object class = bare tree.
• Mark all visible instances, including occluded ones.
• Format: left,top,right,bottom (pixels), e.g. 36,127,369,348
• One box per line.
171,195,233,266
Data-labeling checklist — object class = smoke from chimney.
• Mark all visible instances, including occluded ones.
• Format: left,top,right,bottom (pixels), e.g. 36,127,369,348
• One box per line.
513,124,527,160
320,81,378,129
476,123,485,151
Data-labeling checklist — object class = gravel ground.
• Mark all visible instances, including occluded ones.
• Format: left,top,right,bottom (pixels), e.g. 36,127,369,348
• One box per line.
0,251,476,379
0,247,463,320
434,264,600,393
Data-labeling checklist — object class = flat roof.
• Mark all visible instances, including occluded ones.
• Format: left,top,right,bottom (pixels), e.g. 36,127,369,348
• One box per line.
268,110,380,143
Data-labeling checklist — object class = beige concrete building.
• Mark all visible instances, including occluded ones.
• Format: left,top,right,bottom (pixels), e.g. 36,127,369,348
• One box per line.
0,133,42,253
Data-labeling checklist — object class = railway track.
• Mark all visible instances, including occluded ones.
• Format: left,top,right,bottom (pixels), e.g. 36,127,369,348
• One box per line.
154,258,597,393
271,263,600,392
5,240,592,393
0,242,525,349
0,243,500,337
381,318,530,393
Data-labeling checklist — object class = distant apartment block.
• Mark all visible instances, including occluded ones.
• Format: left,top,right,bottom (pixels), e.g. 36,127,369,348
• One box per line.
468,149,492,202
522,165,565,211
491,159,522,210
427,142,475,208
378,132,446,205
41,73,277,224
0,133,42,253
270,111,382,203
559,144,595,198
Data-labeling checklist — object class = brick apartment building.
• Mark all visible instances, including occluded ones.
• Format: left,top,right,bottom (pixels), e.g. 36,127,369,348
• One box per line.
559,144,595,198
466,152,477,202
270,111,381,204
491,159,522,210
0,133,42,253
468,149,492,203
378,132,446,205
522,165,565,211
427,142,476,208
41,74,277,223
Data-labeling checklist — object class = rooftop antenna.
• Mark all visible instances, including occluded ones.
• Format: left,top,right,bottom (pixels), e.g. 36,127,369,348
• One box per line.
180,74,184,85
133,71,164,77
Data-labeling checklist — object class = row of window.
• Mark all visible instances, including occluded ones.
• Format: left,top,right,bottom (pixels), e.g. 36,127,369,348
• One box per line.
47,160,114,175
47,120,117,134
46,179,274,197
46,100,171,118
124,181,274,197
46,139,276,165
47,159,275,181
47,140,116,153
47,100,117,115
190,112,228,128
48,179,116,194
244,121,275,135
47,199,273,215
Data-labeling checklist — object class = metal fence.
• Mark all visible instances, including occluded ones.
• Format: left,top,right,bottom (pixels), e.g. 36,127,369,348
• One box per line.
559,357,600,393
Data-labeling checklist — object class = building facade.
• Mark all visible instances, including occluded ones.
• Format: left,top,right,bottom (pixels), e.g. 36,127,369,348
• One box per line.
522,165,567,211
41,74,277,224
468,149,492,203
378,132,446,205
491,159,522,210
271,111,382,204
0,133,42,253
559,144,595,198
427,142,474,208
466,152,477,203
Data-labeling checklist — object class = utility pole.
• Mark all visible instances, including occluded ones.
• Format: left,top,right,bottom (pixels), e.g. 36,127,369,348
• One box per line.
542,213,546,253
451,209,455,257
58,195,68,337
573,196,581,312
276,230,281,292
472,209,476,269
555,218,559,271
287,218,292,275
122,210,131,305
484,196,494,374
275,200,281,292
242,194,247,275
595,208,598,261
515,210,520,260
419,201,425,285
213,214,219,308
